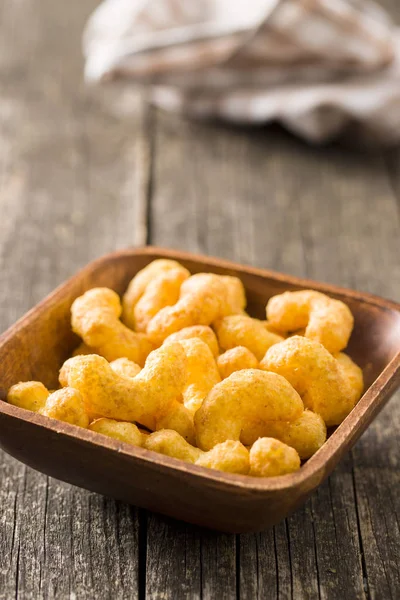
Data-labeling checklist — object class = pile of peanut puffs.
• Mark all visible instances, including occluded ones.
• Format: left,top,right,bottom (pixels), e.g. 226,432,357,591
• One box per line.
7,259,363,478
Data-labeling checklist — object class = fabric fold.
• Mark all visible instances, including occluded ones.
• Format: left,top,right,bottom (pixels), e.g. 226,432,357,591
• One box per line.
83,0,400,144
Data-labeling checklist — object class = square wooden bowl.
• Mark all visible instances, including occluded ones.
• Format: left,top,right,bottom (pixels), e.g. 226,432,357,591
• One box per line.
1,247,400,533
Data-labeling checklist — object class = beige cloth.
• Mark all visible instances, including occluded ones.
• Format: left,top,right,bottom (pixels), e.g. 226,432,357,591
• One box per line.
83,0,400,144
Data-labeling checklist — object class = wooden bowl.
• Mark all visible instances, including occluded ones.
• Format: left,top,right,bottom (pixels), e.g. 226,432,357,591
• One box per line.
1,247,400,533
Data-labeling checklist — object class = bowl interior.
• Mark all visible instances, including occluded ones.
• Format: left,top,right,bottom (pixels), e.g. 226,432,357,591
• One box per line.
1,249,400,398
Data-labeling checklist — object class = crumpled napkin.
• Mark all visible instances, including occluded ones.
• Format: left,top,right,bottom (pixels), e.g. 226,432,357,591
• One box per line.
83,0,400,145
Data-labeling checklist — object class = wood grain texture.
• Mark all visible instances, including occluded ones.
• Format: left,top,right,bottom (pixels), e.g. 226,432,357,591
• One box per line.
2,247,399,534
0,1,148,598
1,0,399,598
283,138,400,599
149,114,399,598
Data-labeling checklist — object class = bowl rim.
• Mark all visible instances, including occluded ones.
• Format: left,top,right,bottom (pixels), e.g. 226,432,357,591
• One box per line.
1,245,400,493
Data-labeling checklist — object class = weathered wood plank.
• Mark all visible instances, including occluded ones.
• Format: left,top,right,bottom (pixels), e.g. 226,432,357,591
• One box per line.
149,114,388,599
145,515,202,599
146,115,248,600
299,0,400,591
365,0,400,583
277,135,400,599
1,0,399,597
200,531,237,600
0,1,150,598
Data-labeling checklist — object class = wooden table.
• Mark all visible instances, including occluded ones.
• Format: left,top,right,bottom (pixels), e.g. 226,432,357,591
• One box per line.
0,1,399,598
